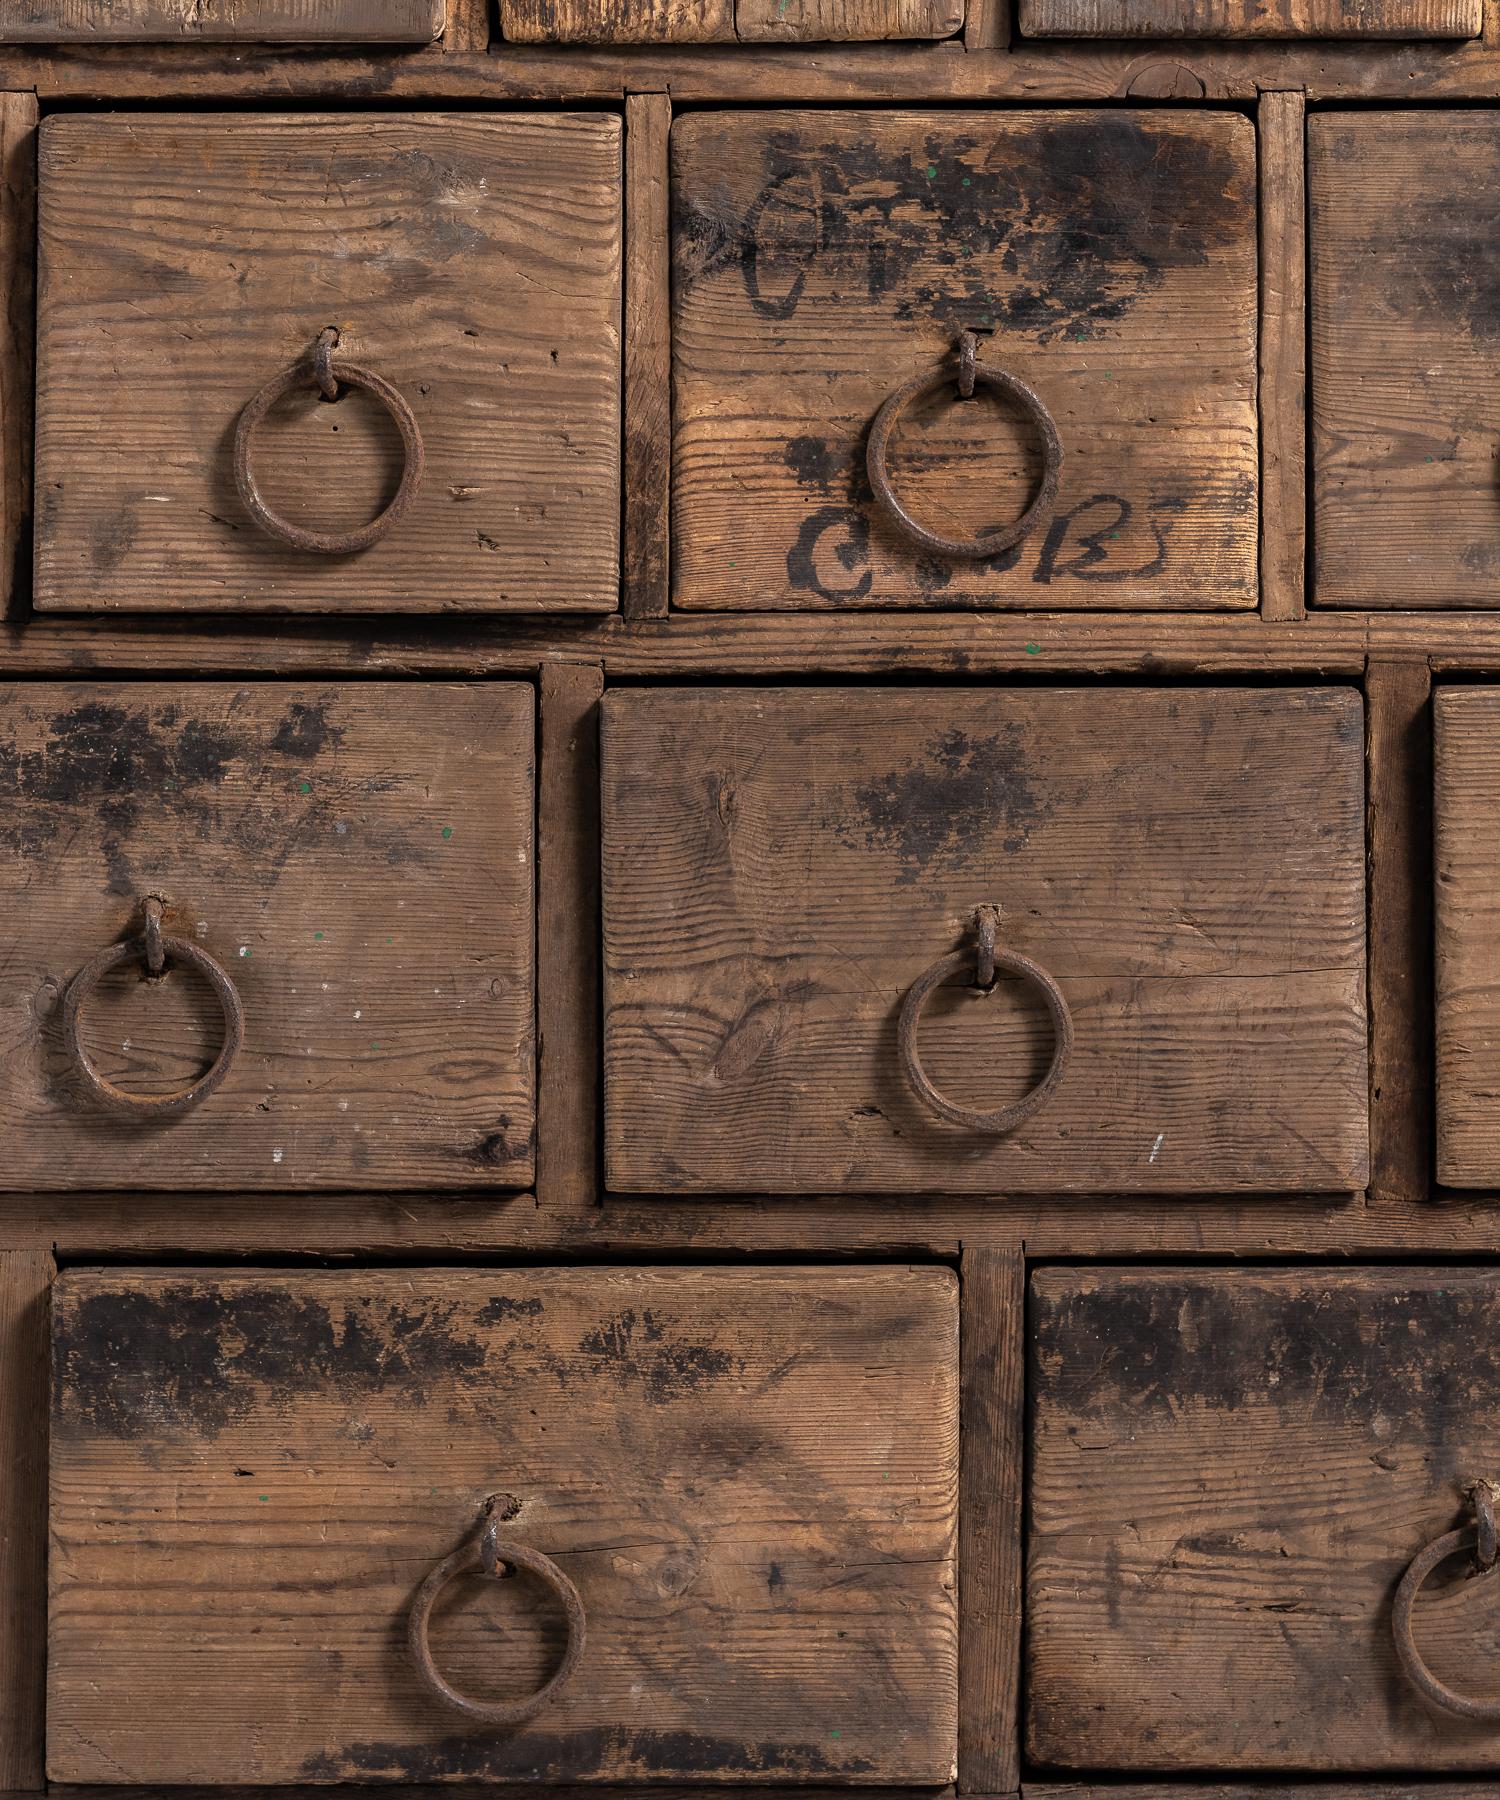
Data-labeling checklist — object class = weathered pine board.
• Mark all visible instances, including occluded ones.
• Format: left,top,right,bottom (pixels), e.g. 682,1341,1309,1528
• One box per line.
671,110,1258,611
502,0,734,41
0,682,535,1190
736,0,962,42
602,687,1368,1195
35,113,621,614
1021,0,1479,35
1312,113,1500,609
1029,1267,1500,1771
0,0,444,38
48,1266,959,1786
1257,89,1307,622
1434,686,1500,1186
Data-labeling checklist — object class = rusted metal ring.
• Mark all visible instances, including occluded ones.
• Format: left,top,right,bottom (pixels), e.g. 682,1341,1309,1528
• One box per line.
63,925,244,1117
866,356,1063,561
1393,1523,1500,1720
898,937,1073,1135
233,352,425,556
409,1525,586,1726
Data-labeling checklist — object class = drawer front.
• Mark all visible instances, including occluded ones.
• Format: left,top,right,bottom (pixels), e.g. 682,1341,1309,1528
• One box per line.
1436,687,1500,1184
602,687,1368,1195
671,110,1257,612
1029,1266,1500,1771
0,682,534,1189
500,0,958,41
1021,0,1479,35
1312,113,1500,609
48,1265,959,1786
35,113,621,615
0,0,444,38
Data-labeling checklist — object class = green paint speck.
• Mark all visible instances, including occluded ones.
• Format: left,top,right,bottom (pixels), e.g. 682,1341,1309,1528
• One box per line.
441,826,454,841
238,946,252,958
728,559,737,567
371,1042,382,1050
961,176,971,187
258,1494,269,1503
830,1730,842,1739
925,164,937,179
1024,642,1041,656
1425,455,1435,463
1108,532,1119,540
298,780,312,795
386,937,394,945
1103,370,1113,381
313,931,324,941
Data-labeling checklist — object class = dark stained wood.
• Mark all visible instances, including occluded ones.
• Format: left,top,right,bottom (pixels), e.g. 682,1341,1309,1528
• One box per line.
957,1248,1021,1795
0,1251,50,1792
1028,1265,1500,1772
962,0,1007,45
1434,685,1500,1187
35,113,621,615
671,110,1258,611
0,92,35,626
602,686,1368,1195
0,682,535,1191
1258,89,1306,623
48,1265,959,1786
623,91,672,618
1311,113,1500,610
1369,658,1433,1203
443,0,493,47
537,662,604,1213
501,0,732,42
1022,0,1479,33
736,0,963,40
0,0,444,38
1025,1785,1500,1798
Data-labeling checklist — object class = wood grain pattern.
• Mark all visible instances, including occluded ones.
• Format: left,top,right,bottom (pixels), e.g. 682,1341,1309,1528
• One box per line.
1258,89,1307,622
0,1251,50,1792
1312,113,1500,609
957,1248,1021,1795
736,0,962,42
623,91,672,616
1021,0,1479,34
1028,1266,1500,1771
0,0,444,38
671,110,1258,611
0,682,535,1190
35,113,621,614
1433,685,1500,1186
602,686,1368,1195
501,0,732,41
48,1266,959,1786
0,91,36,626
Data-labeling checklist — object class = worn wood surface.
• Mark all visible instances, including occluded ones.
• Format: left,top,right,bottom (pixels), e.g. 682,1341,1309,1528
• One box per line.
1029,1266,1500,1771
0,682,535,1190
672,109,1257,611
501,0,732,43
48,1265,959,1786
623,91,672,617
1433,685,1500,1186
1258,90,1306,623
602,687,1368,1195
0,92,35,626
0,0,444,38
736,0,962,42
1021,0,1479,34
35,113,620,615
1312,113,1500,610
0,1252,49,1793
957,1249,1021,1795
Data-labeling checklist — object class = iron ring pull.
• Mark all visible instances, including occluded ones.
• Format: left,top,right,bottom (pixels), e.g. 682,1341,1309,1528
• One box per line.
898,904,1073,1135
408,1519,587,1725
62,898,245,1118
866,330,1063,561
1393,1482,1500,1721
233,327,426,556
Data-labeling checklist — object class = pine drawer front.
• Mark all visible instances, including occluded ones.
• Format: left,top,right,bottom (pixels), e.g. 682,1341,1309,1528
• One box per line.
47,1265,959,1786
601,686,1369,1195
35,113,621,614
0,0,444,39
1312,114,1500,609
1020,0,1479,37
500,0,959,44
671,110,1258,612
1029,1266,1500,1771
0,682,535,1190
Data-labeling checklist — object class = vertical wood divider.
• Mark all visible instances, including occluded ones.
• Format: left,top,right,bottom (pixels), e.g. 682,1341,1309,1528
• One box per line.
624,90,672,621
0,93,36,624
1258,87,1307,622
444,0,494,49
0,1249,51,1791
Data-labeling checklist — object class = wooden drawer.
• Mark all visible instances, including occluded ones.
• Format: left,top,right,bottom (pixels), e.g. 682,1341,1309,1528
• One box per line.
1435,687,1500,1185
601,686,1368,1195
0,682,534,1190
671,110,1258,612
0,0,444,38
1312,113,1500,609
47,1264,959,1785
34,113,621,614
500,0,958,42
1029,1265,1500,1772
1021,0,1479,36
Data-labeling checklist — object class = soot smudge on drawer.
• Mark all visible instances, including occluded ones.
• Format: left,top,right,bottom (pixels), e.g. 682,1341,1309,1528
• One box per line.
577,1308,743,1403
54,1284,497,1441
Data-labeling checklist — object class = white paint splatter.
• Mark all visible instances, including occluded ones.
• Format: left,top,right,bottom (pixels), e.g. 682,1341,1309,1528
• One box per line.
272,1149,284,1165
1149,1132,1165,1164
